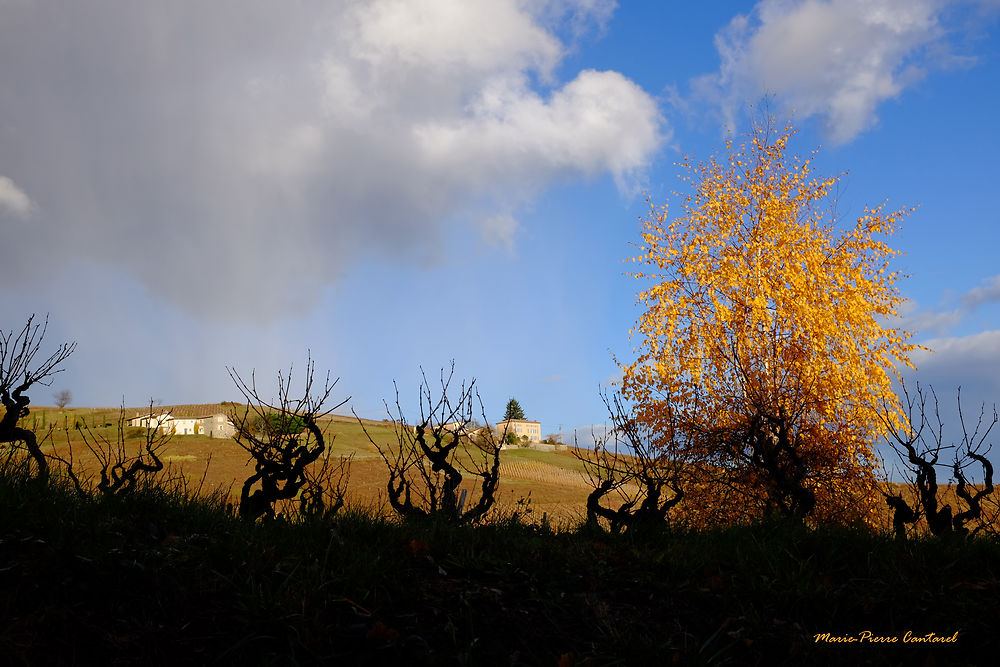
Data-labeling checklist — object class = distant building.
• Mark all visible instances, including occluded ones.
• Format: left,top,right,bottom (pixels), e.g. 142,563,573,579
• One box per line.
169,416,202,436
127,413,172,430
465,426,489,441
128,412,236,439
495,418,542,444
439,421,492,439
200,413,237,438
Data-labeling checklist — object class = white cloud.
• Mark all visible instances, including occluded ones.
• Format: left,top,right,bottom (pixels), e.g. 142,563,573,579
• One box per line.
479,213,519,251
0,176,34,217
0,0,664,320
534,0,619,39
896,274,1000,336
908,329,1000,402
566,422,613,448
962,274,1000,309
915,329,1000,362
697,0,954,143
415,69,664,193
895,305,966,337
350,0,562,76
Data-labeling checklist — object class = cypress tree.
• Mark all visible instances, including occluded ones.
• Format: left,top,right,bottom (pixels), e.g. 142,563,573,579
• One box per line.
503,398,525,421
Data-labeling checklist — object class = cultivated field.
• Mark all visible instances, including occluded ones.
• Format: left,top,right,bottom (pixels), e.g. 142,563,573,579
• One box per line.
23,404,985,533
26,404,596,525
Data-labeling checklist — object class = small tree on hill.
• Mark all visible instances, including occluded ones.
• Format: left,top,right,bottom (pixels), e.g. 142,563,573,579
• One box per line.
0,315,76,481
53,389,72,409
503,397,525,421
265,412,307,435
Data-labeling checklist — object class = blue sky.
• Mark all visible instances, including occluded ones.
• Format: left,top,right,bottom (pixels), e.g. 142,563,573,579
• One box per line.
1,0,999,451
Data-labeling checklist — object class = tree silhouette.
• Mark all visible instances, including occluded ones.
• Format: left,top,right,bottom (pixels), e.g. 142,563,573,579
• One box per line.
228,355,350,521
879,383,997,539
0,315,76,481
361,363,504,523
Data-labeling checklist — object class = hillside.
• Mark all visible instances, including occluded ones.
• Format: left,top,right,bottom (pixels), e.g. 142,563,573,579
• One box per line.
26,404,595,525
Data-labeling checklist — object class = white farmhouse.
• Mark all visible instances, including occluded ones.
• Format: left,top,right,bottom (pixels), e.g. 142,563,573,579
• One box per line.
169,416,202,436
127,413,172,430
128,412,236,439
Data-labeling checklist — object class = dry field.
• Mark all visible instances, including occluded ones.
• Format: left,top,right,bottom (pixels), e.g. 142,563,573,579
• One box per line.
24,405,596,525
22,405,995,533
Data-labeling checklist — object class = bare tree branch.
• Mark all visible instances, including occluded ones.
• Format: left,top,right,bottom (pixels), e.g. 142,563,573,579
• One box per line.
575,389,689,534
0,315,76,481
228,353,350,521
879,381,998,538
358,361,503,523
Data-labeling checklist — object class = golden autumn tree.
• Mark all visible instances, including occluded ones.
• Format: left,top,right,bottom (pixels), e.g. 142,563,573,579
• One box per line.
621,117,917,526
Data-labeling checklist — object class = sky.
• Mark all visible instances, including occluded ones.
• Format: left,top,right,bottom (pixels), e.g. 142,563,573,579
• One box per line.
2,0,999,455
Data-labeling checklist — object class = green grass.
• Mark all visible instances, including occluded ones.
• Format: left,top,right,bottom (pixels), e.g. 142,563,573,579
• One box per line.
322,419,391,460
2,450,1000,665
501,446,587,470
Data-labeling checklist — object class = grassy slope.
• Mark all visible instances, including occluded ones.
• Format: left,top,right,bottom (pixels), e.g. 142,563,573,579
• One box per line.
31,405,595,523
26,404,978,531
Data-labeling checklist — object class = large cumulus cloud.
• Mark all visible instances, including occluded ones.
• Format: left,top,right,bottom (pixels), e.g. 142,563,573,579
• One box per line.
0,0,663,319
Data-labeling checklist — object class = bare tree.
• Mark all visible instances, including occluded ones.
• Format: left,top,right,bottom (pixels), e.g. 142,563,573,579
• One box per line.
359,363,504,523
51,401,169,497
228,355,350,521
0,315,76,481
295,447,353,518
575,390,688,533
53,389,72,409
879,383,997,539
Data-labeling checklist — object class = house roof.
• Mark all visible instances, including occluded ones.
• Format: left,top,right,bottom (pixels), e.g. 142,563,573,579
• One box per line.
131,413,231,422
